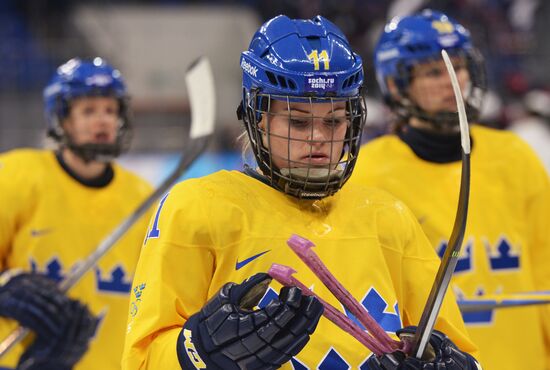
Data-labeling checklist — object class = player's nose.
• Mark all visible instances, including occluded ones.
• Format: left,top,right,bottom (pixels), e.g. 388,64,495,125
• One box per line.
307,121,331,143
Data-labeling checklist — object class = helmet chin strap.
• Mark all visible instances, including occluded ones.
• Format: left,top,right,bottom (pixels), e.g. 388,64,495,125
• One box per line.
66,142,120,163
60,127,118,163
278,167,345,199
58,116,129,163
411,103,483,133
397,96,478,133
252,161,346,200
399,80,482,132
279,167,343,181
411,108,462,132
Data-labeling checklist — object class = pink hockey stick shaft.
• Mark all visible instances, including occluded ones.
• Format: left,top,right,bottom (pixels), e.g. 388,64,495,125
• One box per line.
268,263,386,355
287,234,402,352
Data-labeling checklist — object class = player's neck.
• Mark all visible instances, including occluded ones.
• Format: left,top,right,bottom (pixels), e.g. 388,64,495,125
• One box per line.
398,124,467,163
61,148,109,180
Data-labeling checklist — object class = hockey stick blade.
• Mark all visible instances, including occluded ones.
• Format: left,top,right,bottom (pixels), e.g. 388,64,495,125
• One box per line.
412,50,471,359
0,56,216,358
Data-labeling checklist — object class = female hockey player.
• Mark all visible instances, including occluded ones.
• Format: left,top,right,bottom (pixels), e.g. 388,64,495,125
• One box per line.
122,15,481,370
349,9,550,370
0,58,153,369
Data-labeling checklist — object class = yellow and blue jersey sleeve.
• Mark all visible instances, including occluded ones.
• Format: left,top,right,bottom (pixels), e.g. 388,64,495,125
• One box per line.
123,179,215,369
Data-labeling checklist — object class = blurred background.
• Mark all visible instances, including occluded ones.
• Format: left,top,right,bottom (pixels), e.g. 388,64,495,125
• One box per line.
1,0,549,184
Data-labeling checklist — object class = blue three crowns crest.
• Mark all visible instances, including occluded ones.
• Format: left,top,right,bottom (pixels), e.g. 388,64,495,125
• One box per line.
30,257,132,294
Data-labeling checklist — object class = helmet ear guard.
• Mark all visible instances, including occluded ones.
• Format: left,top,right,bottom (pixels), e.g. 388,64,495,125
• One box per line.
43,57,132,162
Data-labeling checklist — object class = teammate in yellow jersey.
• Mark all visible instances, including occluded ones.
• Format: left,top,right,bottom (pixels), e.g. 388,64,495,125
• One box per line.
122,15,481,370
349,9,550,370
0,57,153,369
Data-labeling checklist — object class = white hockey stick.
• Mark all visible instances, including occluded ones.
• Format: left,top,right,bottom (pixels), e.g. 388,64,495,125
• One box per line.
412,49,471,359
0,56,216,358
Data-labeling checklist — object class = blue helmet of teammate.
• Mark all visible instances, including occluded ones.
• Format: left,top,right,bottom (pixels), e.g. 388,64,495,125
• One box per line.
43,57,131,161
237,15,366,199
374,9,486,127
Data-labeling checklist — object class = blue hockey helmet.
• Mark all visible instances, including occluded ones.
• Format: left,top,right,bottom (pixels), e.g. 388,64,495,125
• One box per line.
43,57,131,161
374,9,486,127
237,15,367,199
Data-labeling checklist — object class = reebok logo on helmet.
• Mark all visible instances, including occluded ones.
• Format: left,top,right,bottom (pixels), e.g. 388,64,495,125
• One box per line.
241,58,258,78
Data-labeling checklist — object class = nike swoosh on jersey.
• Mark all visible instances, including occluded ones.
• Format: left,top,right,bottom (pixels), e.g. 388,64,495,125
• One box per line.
30,228,53,237
236,250,270,270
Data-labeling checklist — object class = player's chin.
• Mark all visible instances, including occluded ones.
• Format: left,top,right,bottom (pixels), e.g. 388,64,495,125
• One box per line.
92,131,117,143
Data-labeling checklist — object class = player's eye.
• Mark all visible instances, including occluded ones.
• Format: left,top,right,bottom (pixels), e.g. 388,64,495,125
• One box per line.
413,65,446,79
424,67,445,78
82,106,96,116
289,118,310,128
323,114,347,127
454,63,467,72
105,105,119,116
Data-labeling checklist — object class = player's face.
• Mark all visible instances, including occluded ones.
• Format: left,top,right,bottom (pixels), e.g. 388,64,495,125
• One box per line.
263,99,348,170
62,96,120,145
407,56,470,114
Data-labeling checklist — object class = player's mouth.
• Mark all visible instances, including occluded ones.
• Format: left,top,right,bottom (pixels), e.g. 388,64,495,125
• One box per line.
301,153,331,165
93,132,113,143
441,96,459,109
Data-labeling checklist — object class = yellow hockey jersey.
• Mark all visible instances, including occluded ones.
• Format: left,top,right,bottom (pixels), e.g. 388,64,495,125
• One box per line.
350,125,550,370
122,170,478,370
0,149,153,370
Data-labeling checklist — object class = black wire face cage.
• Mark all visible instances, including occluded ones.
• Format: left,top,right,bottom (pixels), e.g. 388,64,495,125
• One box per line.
391,48,486,129
243,90,367,199
50,96,132,163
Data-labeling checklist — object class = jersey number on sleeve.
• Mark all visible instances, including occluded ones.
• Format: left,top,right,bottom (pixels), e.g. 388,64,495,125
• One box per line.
144,193,169,245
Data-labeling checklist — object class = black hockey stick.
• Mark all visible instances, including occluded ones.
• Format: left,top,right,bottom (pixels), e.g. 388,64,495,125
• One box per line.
411,50,472,359
0,56,216,358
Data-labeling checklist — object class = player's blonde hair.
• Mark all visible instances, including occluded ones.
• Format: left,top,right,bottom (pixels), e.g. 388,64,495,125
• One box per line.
237,130,253,164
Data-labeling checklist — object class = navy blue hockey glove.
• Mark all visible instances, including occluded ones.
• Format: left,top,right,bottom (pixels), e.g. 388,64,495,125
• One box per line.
177,273,324,370
0,270,99,370
364,326,481,370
